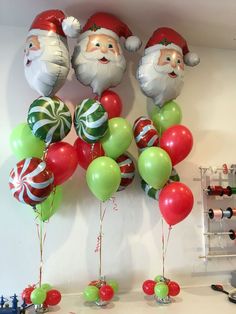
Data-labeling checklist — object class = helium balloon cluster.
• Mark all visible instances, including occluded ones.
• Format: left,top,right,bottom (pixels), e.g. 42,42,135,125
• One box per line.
142,275,180,303
22,283,61,308
83,279,118,305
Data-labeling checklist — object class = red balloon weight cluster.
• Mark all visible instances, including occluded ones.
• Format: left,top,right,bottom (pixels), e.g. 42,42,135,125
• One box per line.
22,284,61,307
22,285,35,304
159,182,194,226
160,125,193,166
45,142,78,186
74,137,105,170
96,90,122,119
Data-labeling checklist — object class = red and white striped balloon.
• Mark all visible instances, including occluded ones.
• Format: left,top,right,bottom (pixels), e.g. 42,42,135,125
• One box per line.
9,157,54,206
133,116,159,151
116,153,135,191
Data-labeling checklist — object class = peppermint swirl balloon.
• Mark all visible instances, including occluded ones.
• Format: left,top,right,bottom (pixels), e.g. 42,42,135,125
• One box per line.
141,179,160,200
169,168,180,182
116,153,135,191
27,96,72,144
133,116,159,151
9,157,54,206
74,99,108,143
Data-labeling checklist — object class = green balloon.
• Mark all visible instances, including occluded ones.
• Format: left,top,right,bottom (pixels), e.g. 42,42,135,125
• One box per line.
36,186,63,222
150,101,182,135
41,283,52,292
86,157,121,201
83,286,99,302
154,275,164,283
154,282,169,299
101,118,133,159
138,147,172,189
30,287,47,305
9,123,46,160
107,279,119,293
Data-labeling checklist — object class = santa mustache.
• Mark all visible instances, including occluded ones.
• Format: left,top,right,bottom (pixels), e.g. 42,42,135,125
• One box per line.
154,63,184,77
80,49,124,65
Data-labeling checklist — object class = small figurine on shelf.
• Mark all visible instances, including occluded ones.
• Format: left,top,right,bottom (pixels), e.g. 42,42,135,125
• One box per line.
0,294,28,314
83,277,118,306
142,275,180,304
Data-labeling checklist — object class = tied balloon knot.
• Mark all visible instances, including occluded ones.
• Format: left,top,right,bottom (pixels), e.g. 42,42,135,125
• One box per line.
94,234,102,253
110,197,118,211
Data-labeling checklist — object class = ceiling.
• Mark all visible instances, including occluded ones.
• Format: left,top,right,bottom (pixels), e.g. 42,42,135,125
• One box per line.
1,0,236,50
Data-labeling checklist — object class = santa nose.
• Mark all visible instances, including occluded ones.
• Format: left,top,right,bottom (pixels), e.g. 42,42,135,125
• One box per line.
171,60,177,68
100,45,108,54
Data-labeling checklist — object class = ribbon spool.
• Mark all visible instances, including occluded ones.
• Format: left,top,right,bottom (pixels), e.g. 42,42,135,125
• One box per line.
222,207,233,219
207,186,224,196
231,208,236,216
208,208,223,220
223,186,232,196
229,230,236,240
231,187,236,194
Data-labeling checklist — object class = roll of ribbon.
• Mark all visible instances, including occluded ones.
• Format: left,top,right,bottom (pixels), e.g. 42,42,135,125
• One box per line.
231,187,236,194
232,208,236,216
207,186,224,196
208,208,223,220
229,230,236,240
222,208,233,219
223,186,232,196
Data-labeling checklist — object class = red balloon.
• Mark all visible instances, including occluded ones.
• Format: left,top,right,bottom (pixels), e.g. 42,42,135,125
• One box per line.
160,125,193,166
159,182,194,226
74,137,104,170
22,286,35,304
45,142,78,185
44,289,61,306
99,285,114,301
142,280,156,295
168,281,180,296
96,90,122,119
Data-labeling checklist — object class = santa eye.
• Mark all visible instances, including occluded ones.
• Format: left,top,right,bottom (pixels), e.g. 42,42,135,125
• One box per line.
177,59,181,64
95,42,100,47
108,44,113,48
166,56,171,61
29,42,33,48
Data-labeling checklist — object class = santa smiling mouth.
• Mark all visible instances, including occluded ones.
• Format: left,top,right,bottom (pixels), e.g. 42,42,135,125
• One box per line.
99,57,109,64
26,59,32,66
168,71,177,78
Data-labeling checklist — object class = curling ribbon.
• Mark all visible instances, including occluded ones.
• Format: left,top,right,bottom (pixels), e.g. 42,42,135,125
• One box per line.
222,163,228,174
232,208,236,216
222,207,233,219
208,208,223,220
207,186,232,196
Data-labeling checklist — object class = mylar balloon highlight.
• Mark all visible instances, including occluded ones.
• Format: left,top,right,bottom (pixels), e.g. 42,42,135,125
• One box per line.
138,147,172,189
86,157,121,201
159,182,194,226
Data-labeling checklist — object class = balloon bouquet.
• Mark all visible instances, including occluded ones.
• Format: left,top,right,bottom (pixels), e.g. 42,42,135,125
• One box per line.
135,27,199,303
9,10,80,312
71,12,141,306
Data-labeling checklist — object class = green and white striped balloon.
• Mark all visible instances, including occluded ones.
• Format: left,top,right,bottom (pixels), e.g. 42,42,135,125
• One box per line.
27,96,72,144
141,179,160,200
74,98,108,143
169,168,180,182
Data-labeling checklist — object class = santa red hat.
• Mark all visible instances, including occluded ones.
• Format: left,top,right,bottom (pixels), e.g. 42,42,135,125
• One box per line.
79,12,142,52
28,9,80,38
145,27,200,67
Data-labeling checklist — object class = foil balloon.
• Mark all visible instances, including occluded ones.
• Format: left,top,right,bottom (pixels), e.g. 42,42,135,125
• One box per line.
74,99,108,143
27,96,72,145
141,180,160,200
133,116,159,151
137,27,200,106
24,10,80,96
72,12,141,96
9,157,54,206
116,153,135,191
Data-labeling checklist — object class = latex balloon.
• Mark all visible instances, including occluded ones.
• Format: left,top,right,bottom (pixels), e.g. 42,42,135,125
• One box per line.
36,186,63,221
99,285,114,301
27,96,72,145
41,283,52,292
137,27,199,106
10,123,46,160
83,286,99,302
168,281,180,296
106,280,119,294
101,118,133,159
24,10,80,96
45,142,78,186
71,12,141,96
116,153,135,191
159,182,194,226
142,280,156,296
133,116,159,151
154,283,169,299
22,286,35,304
150,101,182,135
160,125,193,166
9,157,54,206
44,289,61,306
96,90,122,119
141,180,160,200
74,99,108,143
138,147,172,189
30,288,47,305
86,156,121,201
74,137,105,170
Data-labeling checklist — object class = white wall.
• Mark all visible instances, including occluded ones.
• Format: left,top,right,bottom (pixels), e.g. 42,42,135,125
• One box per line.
1,25,236,296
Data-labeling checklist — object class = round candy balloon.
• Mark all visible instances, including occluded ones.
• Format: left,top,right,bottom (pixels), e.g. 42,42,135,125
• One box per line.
9,157,54,206
27,96,72,144
133,116,158,151
141,180,160,200
116,153,135,191
74,99,108,143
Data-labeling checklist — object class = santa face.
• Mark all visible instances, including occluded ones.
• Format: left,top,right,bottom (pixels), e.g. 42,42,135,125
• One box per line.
137,48,184,106
24,34,70,96
72,34,126,95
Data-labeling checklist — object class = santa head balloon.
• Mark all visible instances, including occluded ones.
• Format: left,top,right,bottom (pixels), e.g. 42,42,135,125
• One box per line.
72,12,142,96
137,27,200,107
24,10,80,96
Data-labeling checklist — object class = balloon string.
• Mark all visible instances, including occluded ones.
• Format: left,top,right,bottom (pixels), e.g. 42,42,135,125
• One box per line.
164,226,172,259
98,201,107,280
110,196,118,211
36,220,47,288
161,218,165,278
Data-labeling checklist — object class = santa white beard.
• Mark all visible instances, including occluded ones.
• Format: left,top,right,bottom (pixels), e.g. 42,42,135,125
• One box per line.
72,37,126,96
137,49,184,106
24,36,70,96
